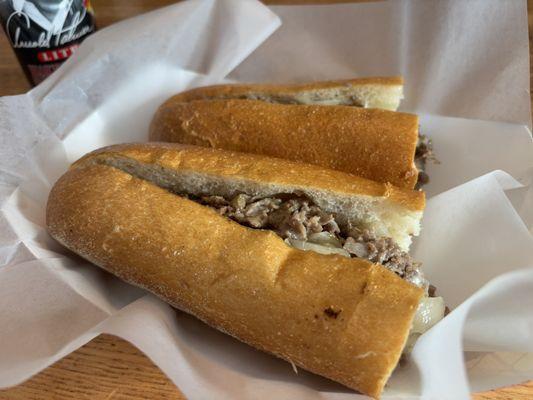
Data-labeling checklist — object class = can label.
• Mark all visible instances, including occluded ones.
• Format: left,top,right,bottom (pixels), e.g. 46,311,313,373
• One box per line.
0,0,96,85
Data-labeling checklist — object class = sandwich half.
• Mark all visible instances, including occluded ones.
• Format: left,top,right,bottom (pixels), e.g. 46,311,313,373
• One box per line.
46,143,444,398
150,99,420,189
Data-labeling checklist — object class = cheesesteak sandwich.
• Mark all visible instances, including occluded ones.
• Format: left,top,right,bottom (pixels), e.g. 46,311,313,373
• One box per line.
46,143,444,398
150,78,433,190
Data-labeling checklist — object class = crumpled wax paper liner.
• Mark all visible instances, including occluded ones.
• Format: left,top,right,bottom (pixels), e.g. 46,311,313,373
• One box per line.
0,1,532,399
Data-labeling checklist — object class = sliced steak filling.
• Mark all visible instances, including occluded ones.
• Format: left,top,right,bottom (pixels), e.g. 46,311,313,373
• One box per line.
200,193,428,291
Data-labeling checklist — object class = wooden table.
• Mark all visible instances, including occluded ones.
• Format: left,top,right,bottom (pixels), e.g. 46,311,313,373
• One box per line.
1,1,532,399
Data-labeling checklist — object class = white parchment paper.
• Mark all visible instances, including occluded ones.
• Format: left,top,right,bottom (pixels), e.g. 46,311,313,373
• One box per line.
0,1,532,399
231,0,531,127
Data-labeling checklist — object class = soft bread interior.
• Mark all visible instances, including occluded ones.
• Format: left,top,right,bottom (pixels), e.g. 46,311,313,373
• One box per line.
173,78,404,111
86,154,421,251
245,84,404,110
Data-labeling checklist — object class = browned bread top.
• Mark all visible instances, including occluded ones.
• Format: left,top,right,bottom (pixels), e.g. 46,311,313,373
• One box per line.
77,142,425,212
150,100,419,189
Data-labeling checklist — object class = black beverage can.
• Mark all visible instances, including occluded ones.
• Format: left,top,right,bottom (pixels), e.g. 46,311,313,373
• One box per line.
0,0,96,86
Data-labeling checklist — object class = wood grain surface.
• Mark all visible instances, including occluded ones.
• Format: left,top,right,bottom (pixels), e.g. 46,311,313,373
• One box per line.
0,1,532,399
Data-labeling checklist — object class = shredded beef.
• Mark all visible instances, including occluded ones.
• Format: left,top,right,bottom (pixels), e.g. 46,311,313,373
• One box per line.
200,194,427,290
201,194,281,229
342,230,428,289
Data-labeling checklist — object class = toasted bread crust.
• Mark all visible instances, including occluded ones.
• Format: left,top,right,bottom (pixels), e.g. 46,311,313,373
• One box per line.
150,99,419,189
76,142,425,212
